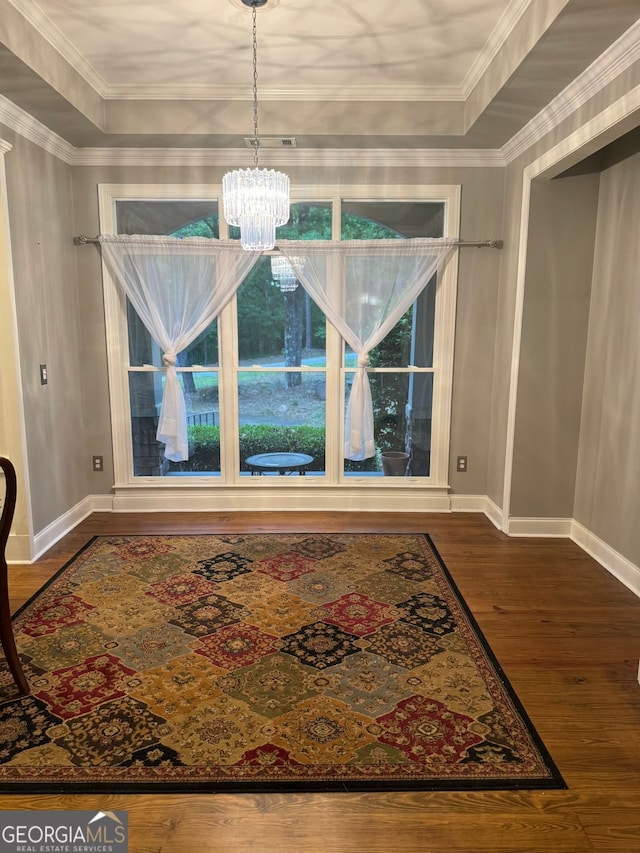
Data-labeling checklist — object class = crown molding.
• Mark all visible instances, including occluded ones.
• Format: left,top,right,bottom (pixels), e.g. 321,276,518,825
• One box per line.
0,95,504,167
5,0,109,97
0,96,76,163
460,0,536,98
70,146,505,168
502,19,640,164
0,138,12,155
105,84,465,103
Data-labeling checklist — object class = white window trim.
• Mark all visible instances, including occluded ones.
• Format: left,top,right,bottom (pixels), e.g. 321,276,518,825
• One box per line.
98,183,460,512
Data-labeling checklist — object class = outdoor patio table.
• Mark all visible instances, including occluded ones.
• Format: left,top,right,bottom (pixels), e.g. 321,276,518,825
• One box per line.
245,452,314,475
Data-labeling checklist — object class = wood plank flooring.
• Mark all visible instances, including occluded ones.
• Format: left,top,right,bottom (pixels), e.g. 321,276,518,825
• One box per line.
3,511,640,853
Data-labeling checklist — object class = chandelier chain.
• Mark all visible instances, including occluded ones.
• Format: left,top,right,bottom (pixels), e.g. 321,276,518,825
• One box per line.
252,2,259,167
222,0,290,251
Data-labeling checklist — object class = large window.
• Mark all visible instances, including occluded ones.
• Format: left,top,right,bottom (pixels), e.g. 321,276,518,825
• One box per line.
100,185,460,500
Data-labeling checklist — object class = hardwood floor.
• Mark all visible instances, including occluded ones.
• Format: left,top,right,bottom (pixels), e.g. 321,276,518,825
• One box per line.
3,511,640,852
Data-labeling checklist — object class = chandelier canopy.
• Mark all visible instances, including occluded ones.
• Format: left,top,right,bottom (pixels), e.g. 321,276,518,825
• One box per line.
222,0,290,251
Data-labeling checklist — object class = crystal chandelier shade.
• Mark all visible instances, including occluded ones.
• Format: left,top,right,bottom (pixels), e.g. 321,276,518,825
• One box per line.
223,168,289,252
222,0,290,251
270,254,299,291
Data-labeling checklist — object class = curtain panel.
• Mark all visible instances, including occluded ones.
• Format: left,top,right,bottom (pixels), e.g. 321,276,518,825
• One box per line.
278,239,458,459
100,236,260,461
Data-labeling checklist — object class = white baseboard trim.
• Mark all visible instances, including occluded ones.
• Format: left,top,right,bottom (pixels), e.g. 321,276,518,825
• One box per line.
484,497,504,531
89,494,116,512
111,486,452,514
25,494,114,563
449,494,487,512
5,533,31,563
449,494,504,530
507,517,573,537
571,520,640,600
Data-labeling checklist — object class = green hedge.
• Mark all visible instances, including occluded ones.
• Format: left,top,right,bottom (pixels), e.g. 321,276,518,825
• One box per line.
240,425,326,471
168,424,379,472
168,425,221,472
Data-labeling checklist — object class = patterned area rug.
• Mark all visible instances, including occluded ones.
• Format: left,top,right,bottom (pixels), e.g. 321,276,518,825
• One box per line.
0,534,565,792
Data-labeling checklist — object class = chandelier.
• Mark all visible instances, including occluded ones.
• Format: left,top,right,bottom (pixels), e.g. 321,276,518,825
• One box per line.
222,0,290,251
271,254,299,292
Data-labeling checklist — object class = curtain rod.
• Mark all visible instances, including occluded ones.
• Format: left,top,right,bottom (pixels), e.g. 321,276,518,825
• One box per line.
73,235,503,249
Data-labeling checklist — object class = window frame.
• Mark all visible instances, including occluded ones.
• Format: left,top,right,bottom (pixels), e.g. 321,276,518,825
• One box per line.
98,183,461,499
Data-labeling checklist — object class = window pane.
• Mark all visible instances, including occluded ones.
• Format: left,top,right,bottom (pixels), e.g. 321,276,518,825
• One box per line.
405,372,433,476
277,202,332,240
341,201,442,369
118,199,221,369
344,283,435,369
116,200,219,237
236,204,330,366
129,372,164,476
364,371,411,456
127,301,160,367
237,371,325,476
343,372,432,477
127,305,219,368
237,256,326,368
130,371,220,476
228,201,333,243
341,201,444,239
411,285,435,368
345,307,414,369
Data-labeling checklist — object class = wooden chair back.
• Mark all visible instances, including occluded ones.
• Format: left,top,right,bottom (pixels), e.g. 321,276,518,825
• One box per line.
0,456,29,695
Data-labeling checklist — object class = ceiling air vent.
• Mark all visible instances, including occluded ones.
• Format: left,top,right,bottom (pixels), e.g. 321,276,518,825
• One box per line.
244,137,297,148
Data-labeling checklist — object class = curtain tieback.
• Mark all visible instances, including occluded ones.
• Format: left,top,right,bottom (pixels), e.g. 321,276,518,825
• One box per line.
357,354,370,368
163,351,177,367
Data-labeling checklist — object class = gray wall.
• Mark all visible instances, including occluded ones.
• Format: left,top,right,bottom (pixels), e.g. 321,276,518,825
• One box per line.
486,58,640,517
510,174,599,518
574,151,640,566
3,129,92,534
448,178,502,494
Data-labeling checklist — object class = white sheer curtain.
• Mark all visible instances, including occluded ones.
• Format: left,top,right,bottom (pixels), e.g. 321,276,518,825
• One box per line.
100,235,260,462
278,239,457,460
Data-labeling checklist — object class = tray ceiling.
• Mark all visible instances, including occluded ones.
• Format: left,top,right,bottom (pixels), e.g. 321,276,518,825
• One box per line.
0,0,638,151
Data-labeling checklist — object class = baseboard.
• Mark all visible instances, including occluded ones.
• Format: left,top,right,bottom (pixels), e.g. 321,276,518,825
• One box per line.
484,497,504,531
449,494,487,512
111,486,452,514
449,494,504,530
507,517,573,537
5,533,31,563
26,494,113,563
571,520,640,599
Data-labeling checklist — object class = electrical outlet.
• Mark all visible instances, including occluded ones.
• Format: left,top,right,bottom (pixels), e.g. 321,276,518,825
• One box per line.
92,455,104,472
456,455,468,472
